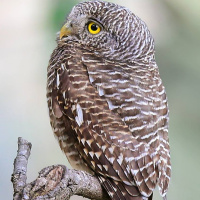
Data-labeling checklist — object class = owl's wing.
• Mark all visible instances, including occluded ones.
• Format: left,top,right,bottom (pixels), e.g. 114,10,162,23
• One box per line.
50,47,158,199
82,51,170,198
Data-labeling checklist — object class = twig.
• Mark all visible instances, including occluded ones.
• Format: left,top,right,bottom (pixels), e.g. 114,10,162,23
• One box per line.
11,137,32,200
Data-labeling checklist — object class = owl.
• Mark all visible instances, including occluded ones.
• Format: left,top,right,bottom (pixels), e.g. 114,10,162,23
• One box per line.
47,1,171,200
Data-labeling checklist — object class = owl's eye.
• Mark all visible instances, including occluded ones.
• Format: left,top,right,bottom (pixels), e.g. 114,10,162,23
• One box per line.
88,22,101,35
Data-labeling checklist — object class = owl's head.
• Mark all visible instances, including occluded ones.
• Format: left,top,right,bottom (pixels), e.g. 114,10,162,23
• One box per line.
59,0,155,64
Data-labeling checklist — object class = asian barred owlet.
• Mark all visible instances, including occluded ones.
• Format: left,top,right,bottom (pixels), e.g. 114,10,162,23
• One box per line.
47,1,171,199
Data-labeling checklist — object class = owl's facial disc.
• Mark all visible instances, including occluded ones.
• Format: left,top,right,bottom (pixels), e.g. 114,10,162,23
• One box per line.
60,16,103,41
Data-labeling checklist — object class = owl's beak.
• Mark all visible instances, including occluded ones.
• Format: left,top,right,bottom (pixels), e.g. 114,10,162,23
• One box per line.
60,22,73,40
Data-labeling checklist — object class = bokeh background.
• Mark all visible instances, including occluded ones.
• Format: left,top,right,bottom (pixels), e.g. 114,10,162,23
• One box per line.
1,0,200,199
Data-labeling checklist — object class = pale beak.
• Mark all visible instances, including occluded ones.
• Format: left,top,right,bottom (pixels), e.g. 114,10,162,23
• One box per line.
59,22,73,40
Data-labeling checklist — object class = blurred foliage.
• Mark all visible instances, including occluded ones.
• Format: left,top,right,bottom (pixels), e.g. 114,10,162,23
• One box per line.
48,0,80,32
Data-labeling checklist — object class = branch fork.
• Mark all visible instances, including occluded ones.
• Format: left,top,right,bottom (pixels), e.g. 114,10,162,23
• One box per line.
11,137,108,200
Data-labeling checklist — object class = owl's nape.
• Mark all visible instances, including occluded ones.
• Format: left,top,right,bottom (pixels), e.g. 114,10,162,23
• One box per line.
47,1,171,200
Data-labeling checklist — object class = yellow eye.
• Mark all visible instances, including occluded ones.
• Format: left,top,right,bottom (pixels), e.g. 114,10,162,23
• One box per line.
88,22,101,35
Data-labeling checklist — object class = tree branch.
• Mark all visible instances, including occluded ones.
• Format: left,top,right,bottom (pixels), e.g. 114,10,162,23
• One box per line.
11,137,109,200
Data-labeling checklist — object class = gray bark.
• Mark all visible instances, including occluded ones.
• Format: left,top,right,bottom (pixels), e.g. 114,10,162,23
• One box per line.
11,137,109,200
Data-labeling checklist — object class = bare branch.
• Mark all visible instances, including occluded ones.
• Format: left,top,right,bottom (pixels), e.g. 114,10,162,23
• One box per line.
11,137,109,200
11,137,32,200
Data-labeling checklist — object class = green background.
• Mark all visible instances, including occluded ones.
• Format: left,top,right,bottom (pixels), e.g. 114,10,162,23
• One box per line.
0,0,200,199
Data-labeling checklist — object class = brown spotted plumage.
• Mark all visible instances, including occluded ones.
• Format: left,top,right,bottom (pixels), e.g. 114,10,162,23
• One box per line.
47,1,171,199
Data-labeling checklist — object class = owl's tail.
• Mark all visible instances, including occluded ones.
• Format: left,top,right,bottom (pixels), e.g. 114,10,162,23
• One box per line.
98,176,153,200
